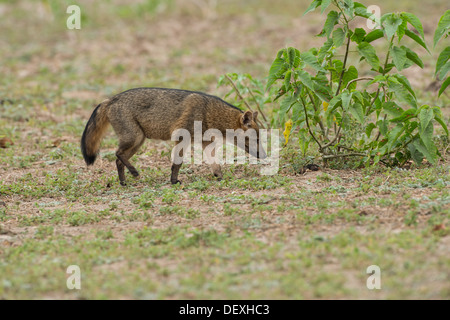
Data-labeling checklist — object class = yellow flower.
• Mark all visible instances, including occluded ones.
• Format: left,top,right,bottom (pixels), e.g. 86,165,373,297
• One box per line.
323,101,329,111
283,119,293,146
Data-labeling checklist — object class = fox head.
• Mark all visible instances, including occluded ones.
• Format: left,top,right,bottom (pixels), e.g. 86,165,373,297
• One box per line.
237,111,267,159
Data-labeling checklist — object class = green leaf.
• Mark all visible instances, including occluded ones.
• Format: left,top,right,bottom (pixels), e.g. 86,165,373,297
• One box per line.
390,109,416,122
384,14,403,39
377,118,388,136
323,11,340,38
388,82,417,109
439,61,450,80
408,142,424,165
321,0,332,13
402,46,424,68
434,113,449,136
366,123,376,138
405,29,429,53
349,103,364,124
296,70,314,91
325,96,341,126
267,57,287,90
401,12,425,39
292,101,304,122
418,106,434,135
418,121,437,163
351,28,367,43
357,42,381,70
390,46,407,71
434,10,450,47
383,102,404,118
397,19,408,41
392,74,416,98
331,60,344,82
354,3,371,19
353,2,366,9
436,46,450,77
332,28,346,47
438,77,450,97
327,95,342,113
414,138,437,164
364,29,384,43
300,51,325,72
341,90,352,110
342,0,355,17
317,38,334,62
313,82,332,102
284,70,292,91
387,124,406,151
287,47,300,68
280,95,296,115
369,75,387,85
342,65,358,90
304,0,322,16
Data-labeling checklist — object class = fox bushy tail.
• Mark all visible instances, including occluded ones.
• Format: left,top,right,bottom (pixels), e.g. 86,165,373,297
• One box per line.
81,100,110,166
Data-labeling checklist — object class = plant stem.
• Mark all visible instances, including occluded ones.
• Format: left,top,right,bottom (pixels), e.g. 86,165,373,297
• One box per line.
382,36,395,76
321,125,342,151
345,77,374,90
334,0,349,24
307,90,327,139
322,153,365,159
335,32,351,95
300,95,322,150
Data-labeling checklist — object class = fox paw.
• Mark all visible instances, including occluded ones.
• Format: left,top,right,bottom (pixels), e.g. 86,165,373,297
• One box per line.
171,179,181,185
130,170,140,177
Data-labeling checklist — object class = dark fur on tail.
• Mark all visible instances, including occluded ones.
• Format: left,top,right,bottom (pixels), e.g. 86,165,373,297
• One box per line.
81,101,110,166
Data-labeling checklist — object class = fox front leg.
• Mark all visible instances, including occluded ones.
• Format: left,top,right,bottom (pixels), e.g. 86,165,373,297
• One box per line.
116,158,127,186
170,141,183,184
171,163,182,185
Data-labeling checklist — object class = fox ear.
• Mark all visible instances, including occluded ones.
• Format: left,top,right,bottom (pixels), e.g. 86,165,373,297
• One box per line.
241,111,253,128
253,111,258,122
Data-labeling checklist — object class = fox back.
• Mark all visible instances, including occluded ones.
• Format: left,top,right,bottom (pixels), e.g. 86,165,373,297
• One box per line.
109,88,245,139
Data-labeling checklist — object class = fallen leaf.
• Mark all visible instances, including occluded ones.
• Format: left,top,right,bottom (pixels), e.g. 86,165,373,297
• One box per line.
0,137,13,148
50,138,63,148
433,224,445,232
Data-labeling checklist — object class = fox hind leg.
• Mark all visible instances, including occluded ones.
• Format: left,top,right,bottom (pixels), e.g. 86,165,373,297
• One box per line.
115,133,145,185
